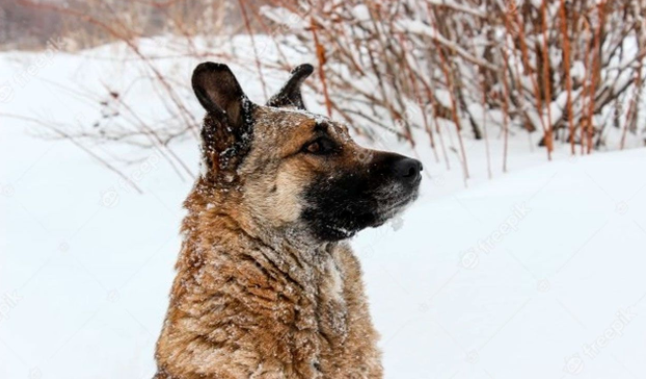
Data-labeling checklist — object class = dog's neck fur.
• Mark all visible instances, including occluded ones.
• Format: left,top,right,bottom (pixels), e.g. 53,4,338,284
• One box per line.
156,177,364,378
180,177,339,297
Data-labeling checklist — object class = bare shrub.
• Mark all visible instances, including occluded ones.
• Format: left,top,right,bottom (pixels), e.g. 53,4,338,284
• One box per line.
3,0,644,185
258,0,645,177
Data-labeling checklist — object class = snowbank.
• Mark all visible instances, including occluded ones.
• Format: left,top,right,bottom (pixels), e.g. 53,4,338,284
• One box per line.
0,39,644,379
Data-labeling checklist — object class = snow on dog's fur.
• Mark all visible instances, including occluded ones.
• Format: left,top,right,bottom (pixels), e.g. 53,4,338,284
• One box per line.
154,63,422,379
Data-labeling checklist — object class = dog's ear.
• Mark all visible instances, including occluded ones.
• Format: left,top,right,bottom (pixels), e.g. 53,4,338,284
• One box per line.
266,64,313,110
192,62,249,127
192,62,254,178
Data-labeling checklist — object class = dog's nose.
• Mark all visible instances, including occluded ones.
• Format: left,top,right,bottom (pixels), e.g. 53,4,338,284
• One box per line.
392,157,423,182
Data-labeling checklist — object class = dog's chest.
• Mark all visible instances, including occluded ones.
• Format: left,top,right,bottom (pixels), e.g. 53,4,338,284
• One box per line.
290,253,349,344
314,256,348,343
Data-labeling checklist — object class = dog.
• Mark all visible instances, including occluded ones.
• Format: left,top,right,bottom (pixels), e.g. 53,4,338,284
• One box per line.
154,62,422,379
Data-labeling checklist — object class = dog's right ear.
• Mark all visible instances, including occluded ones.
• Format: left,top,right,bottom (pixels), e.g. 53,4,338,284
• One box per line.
266,64,314,110
192,62,248,128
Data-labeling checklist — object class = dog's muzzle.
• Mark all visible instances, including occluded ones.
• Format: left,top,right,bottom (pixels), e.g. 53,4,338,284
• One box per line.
301,152,423,241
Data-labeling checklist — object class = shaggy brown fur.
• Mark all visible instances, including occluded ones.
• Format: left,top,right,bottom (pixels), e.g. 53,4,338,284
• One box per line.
154,63,421,379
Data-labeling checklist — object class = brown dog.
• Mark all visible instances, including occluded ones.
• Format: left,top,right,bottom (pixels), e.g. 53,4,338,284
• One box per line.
154,63,422,379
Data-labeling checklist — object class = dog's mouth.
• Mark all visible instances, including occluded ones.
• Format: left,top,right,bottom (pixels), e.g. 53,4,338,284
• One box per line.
374,188,419,221
300,150,422,242
302,177,420,241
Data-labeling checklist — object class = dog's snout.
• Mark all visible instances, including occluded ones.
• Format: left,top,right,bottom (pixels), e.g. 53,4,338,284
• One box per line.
368,152,423,186
392,157,423,182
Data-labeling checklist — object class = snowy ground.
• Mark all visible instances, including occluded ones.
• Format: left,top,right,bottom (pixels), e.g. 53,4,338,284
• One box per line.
0,40,645,379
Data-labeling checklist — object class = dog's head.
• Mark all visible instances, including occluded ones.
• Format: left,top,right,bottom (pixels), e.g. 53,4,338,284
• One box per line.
192,62,421,242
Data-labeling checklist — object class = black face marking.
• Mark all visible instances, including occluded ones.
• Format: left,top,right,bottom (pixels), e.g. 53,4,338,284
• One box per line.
302,173,381,240
313,122,328,134
301,152,422,241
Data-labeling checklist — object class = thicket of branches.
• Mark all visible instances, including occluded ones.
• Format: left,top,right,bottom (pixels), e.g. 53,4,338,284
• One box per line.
3,0,645,184
259,0,645,177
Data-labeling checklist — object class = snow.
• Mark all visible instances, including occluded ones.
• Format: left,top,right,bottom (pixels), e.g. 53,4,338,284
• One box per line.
0,39,645,379
357,148,645,379
351,4,371,22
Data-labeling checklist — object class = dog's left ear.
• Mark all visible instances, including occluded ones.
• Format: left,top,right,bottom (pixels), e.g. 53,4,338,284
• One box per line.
266,64,314,110
192,62,249,127
192,62,255,179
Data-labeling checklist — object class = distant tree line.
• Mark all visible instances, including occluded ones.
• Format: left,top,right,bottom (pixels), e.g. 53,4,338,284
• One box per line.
0,0,266,51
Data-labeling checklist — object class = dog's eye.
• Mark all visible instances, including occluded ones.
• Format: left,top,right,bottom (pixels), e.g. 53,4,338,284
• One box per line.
304,138,336,155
